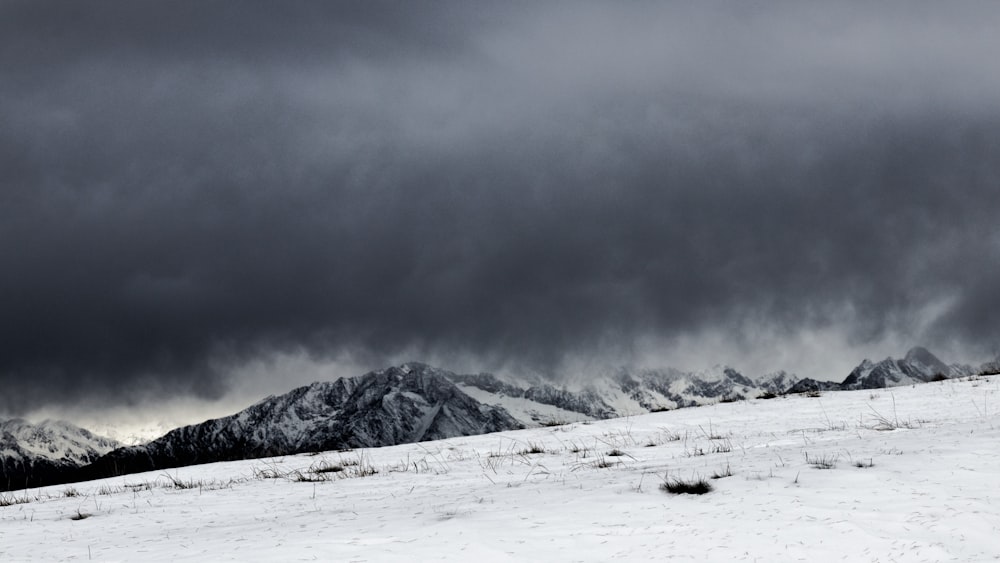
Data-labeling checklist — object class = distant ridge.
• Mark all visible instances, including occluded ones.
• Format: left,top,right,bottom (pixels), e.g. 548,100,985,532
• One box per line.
4,347,994,491
448,365,799,424
787,346,981,394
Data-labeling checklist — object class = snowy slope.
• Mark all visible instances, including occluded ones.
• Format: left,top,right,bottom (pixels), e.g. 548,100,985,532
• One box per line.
2,373,998,561
454,384,597,425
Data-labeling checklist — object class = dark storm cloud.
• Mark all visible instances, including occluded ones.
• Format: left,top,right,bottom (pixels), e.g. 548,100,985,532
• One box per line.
2,2,1000,413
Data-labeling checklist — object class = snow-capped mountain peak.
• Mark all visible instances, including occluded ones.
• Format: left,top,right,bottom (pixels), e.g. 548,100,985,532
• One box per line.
0,418,119,466
1,418,119,489
71,363,522,483
841,346,958,390
754,370,801,394
902,346,951,378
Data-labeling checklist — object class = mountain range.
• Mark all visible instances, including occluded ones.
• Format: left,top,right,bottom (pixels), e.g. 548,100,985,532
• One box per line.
3,347,998,491
77,363,521,480
786,346,986,393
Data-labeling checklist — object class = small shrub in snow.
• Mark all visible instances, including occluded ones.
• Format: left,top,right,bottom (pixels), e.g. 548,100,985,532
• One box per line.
866,396,914,431
252,465,288,480
352,465,378,477
69,509,90,521
124,482,153,492
161,473,212,490
710,464,733,479
644,429,682,447
805,453,837,469
699,422,725,440
292,470,329,483
310,461,345,474
519,442,546,455
592,455,617,469
0,493,31,507
660,478,713,495
710,440,732,454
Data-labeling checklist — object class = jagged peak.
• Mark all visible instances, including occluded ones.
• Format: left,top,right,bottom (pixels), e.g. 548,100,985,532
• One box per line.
692,364,736,382
369,362,453,381
756,370,799,384
904,346,942,365
852,347,946,370
397,361,433,374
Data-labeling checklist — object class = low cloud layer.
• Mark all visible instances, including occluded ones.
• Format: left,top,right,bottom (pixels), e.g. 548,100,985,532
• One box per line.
2,2,999,415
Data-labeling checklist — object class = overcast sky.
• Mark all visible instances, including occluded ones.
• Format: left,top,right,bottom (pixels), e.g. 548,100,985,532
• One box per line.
3,2,999,423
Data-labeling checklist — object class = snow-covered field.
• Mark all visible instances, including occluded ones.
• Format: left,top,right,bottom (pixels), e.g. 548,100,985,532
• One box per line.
2,375,999,562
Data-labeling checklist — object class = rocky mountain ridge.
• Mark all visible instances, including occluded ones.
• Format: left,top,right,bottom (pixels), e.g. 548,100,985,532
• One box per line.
4,347,996,490
76,363,521,481
787,346,994,393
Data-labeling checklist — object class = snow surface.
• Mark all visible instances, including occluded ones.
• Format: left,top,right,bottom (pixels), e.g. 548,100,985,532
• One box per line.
455,383,596,425
2,375,999,562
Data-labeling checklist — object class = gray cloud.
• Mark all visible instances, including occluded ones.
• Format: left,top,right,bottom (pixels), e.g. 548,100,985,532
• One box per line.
2,2,1000,414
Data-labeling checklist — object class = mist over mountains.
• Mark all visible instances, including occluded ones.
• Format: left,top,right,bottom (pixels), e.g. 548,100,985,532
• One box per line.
4,347,997,491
